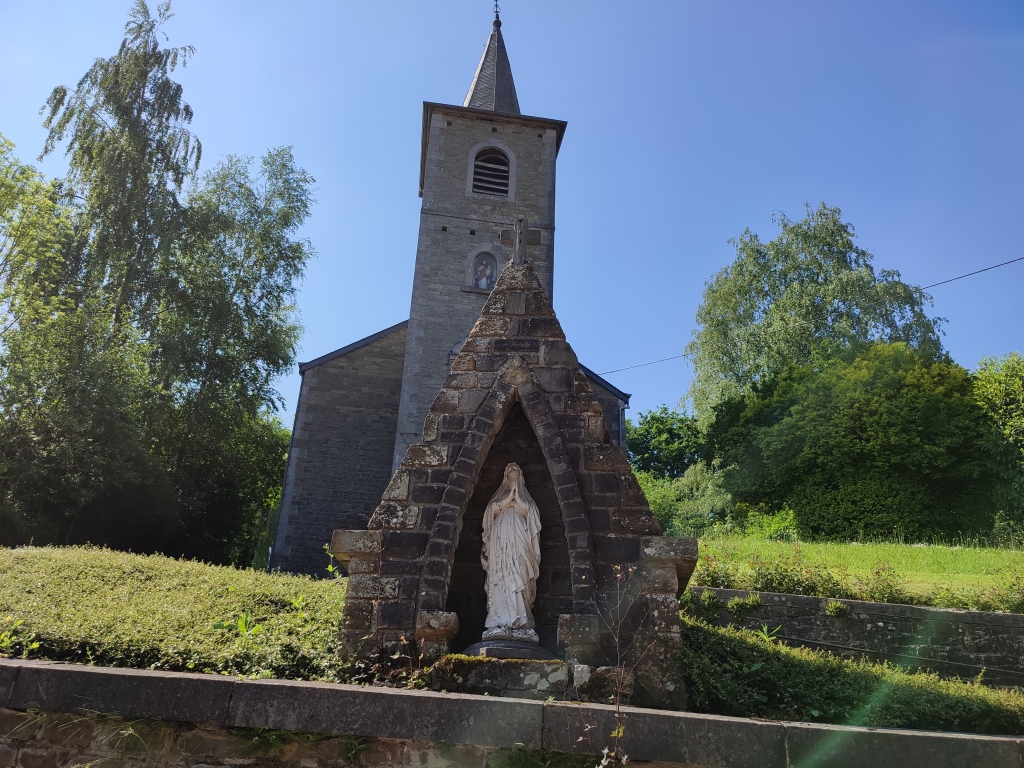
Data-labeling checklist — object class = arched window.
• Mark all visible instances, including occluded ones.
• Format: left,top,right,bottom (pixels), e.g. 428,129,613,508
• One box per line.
471,252,498,290
472,148,510,197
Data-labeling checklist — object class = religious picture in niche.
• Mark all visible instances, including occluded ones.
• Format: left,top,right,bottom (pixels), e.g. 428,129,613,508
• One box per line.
472,252,497,291
480,463,542,643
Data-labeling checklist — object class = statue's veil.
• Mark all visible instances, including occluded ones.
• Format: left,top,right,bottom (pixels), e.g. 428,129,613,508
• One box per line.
489,463,538,512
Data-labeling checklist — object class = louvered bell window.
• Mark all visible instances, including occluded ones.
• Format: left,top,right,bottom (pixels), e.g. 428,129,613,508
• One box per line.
472,148,510,197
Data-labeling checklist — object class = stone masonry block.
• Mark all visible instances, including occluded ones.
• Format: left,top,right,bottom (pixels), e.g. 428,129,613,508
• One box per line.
459,389,487,413
471,317,511,337
345,554,380,575
539,341,577,367
331,532,385,561
640,564,680,595
402,444,450,467
369,502,419,530
376,600,417,629
640,536,698,593
610,507,664,536
444,372,479,389
535,367,573,393
504,291,526,315
429,390,461,413
451,354,475,371
381,470,411,501
583,445,630,471
519,318,564,338
348,575,400,600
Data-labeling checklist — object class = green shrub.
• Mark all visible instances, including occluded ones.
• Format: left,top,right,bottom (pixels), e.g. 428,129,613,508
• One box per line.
635,467,729,538
932,573,1024,614
744,508,797,542
0,546,347,680
691,554,739,589
823,599,848,617
857,562,914,604
678,615,1024,734
706,343,998,541
726,592,762,622
745,548,853,599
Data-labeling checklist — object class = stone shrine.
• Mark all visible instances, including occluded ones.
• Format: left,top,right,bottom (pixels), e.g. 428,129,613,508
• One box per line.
332,260,697,706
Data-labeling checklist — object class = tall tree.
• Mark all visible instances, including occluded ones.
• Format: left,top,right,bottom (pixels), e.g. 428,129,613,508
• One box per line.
0,2,315,563
687,204,944,417
39,0,200,331
154,150,314,563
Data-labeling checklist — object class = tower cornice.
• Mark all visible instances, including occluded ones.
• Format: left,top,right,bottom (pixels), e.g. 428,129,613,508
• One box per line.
418,102,567,197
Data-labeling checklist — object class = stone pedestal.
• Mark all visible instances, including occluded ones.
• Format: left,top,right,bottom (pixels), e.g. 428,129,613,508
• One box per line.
463,640,556,660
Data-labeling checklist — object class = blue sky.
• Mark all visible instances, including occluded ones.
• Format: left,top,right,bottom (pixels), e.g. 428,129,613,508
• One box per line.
2,1,1022,424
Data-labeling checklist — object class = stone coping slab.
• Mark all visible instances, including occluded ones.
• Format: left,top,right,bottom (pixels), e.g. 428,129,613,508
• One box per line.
2,659,1023,767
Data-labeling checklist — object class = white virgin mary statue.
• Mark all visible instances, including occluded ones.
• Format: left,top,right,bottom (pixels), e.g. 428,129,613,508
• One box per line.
480,463,543,643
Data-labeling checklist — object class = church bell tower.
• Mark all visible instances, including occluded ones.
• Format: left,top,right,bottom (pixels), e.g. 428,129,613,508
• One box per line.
392,12,567,468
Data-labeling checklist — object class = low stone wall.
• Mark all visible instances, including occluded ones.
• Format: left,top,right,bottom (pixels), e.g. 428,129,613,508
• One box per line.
690,587,1024,686
4,658,1024,768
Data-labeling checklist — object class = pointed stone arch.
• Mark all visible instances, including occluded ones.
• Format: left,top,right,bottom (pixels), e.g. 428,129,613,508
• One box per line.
333,262,696,669
412,355,598,634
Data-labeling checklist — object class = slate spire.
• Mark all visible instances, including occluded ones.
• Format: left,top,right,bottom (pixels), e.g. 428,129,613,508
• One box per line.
463,11,521,115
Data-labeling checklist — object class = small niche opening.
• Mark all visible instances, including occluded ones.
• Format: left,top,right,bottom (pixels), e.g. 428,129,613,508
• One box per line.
445,403,572,655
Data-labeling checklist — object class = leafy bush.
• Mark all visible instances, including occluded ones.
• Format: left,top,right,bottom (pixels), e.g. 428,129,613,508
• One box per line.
932,574,1024,614
678,615,1024,734
857,562,913,604
742,507,797,542
691,555,739,589
635,464,732,538
745,548,854,599
823,599,848,617
0,546,347,680
726,592,762,622
707,343,998,541
625,407,701,478
974,353,1024,525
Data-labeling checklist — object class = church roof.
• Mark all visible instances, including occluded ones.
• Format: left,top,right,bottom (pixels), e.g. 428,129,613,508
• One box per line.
463,15,521,114
298,320,408,373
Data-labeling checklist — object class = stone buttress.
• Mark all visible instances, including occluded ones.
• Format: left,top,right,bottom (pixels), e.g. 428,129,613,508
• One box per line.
332,261,696,706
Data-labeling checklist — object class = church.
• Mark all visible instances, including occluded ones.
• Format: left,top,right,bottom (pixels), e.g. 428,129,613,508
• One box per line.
269,13,631,576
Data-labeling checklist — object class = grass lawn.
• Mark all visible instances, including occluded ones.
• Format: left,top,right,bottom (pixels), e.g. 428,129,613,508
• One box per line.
0,545,347,680
700,535,1024,599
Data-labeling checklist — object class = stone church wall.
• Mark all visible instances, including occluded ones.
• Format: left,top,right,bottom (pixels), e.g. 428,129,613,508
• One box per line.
270,324,408,576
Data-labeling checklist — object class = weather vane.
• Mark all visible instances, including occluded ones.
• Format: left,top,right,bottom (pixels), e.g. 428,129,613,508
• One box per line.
494,0,500,18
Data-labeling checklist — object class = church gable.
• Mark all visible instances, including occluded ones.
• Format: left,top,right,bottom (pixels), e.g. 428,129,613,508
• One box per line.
334,261,695,667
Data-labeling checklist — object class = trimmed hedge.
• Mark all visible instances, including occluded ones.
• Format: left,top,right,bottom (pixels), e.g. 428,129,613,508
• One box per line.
679,614,1024,734
7,546,1024,736
0,546,347,680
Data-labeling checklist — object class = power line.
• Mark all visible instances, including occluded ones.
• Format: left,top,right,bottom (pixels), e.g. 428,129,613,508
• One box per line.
920,256,1024,290
597,255,1024,377
600,353,688,375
